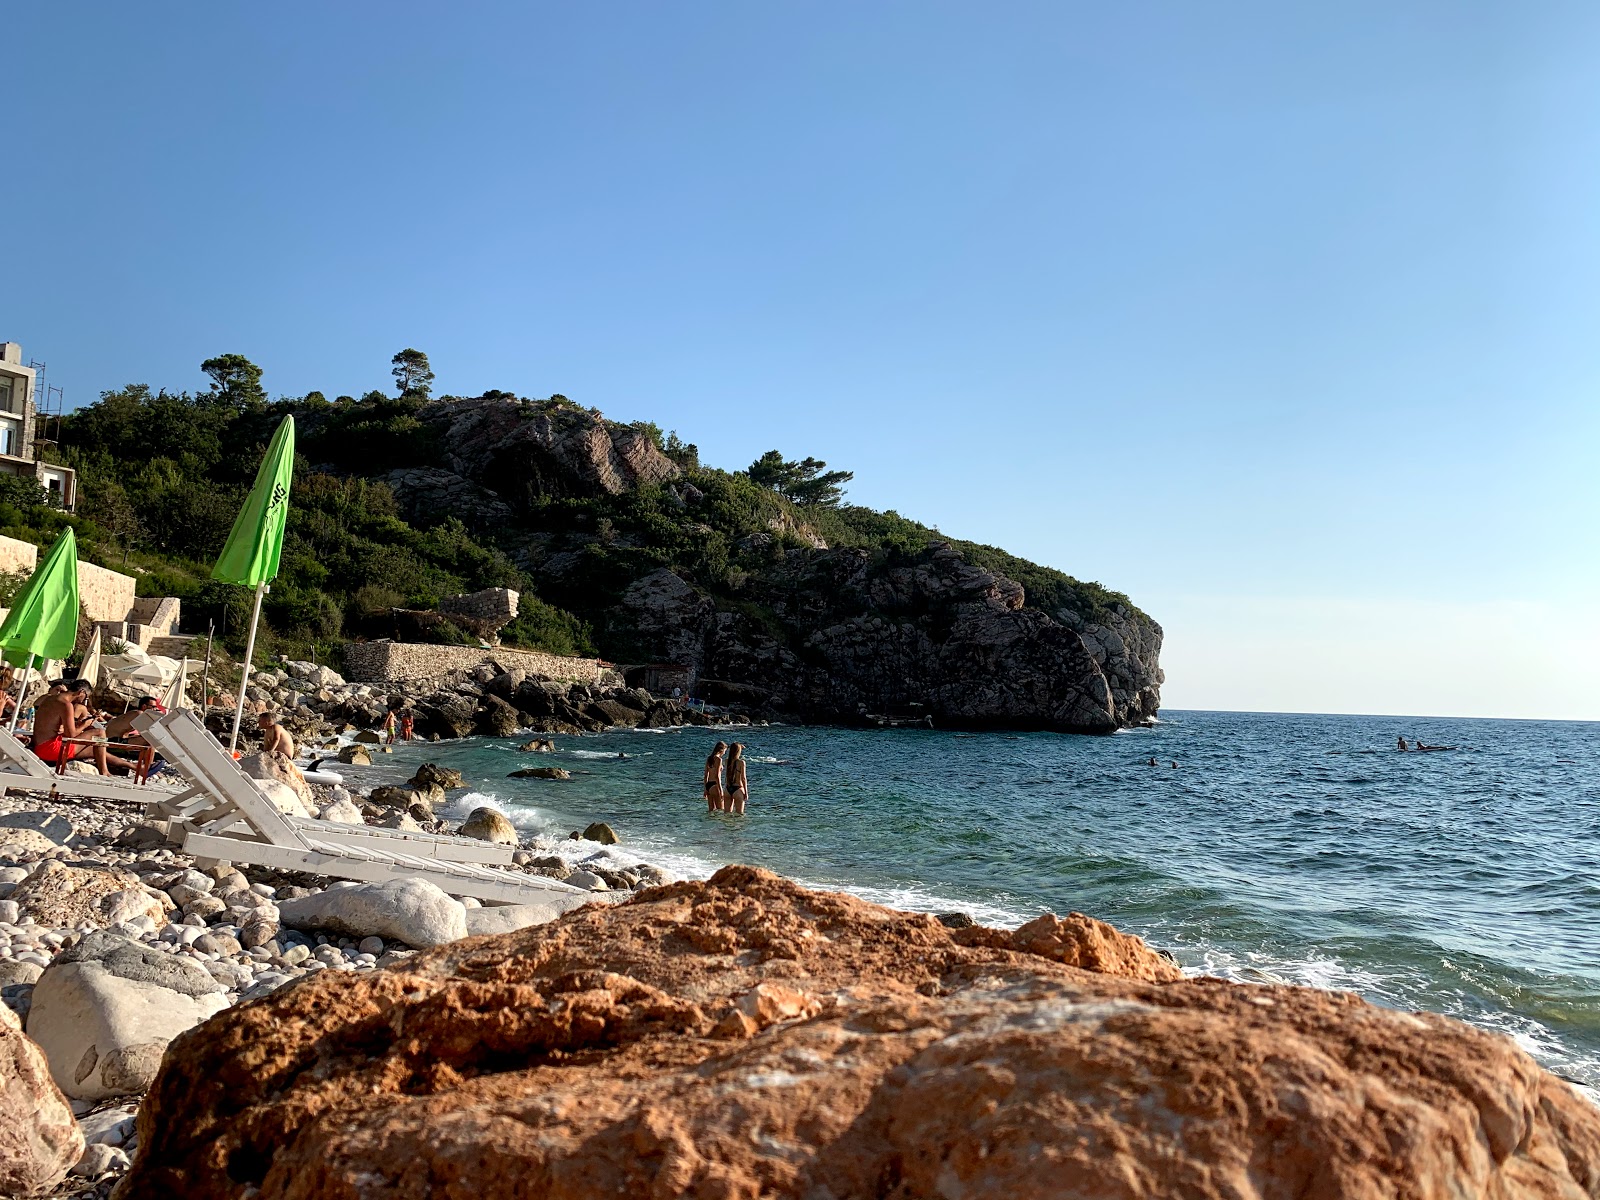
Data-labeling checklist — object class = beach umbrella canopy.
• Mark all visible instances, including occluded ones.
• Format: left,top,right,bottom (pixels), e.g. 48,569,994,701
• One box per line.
162,657,190,711
215,414,294,751
0,528,80,667
79,627,103,689
212,414,295,587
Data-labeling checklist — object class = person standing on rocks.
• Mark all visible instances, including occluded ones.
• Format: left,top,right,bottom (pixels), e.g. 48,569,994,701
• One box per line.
704,742,727,812
383,709,398,745
400,710,415,741
725,743,748,815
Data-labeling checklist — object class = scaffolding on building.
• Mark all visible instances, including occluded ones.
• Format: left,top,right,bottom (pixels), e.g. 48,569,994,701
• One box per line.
26,359,65,451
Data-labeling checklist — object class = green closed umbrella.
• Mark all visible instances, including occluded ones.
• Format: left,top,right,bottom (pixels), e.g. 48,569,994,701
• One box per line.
213,414,295,751
0,528,81,734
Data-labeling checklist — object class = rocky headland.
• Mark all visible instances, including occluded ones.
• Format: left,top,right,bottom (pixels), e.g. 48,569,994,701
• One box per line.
323,394,1165,734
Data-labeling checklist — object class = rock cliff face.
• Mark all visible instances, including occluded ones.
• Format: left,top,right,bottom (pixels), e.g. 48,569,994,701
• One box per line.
368,393,1163,731
120,868,1600,1200
618,544,1163,732
425,394,680,505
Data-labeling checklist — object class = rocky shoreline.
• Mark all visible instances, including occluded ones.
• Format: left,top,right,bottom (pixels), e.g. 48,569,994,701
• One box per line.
232,656,757,753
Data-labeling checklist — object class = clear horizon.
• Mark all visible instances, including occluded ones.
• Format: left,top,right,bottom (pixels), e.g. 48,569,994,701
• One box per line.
9,3,1599,721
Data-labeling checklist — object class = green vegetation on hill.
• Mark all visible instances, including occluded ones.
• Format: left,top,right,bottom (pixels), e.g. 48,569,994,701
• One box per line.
0,351,1137,668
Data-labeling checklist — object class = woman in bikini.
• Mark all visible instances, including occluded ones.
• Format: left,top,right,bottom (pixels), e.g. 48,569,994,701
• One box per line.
703,742,727,812
725,743,748,815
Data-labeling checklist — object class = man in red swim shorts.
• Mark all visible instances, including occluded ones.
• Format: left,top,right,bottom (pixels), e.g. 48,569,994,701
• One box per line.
32,680,135,776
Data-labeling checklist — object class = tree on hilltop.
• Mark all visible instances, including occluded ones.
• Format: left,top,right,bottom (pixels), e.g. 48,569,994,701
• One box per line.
746,450,853,507
200,354,267,411
391,348,434,399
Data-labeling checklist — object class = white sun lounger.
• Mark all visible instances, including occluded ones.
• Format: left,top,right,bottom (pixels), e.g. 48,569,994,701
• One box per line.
133,710,586,904
135,711,523,868
0,726,196,806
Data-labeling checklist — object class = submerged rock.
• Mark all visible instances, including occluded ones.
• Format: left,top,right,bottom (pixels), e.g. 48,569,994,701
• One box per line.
118,866,1600,1200
508,766,570,780
408,763,462,790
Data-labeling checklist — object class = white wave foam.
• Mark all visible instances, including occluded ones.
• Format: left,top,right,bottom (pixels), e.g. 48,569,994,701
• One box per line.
565,749,651,759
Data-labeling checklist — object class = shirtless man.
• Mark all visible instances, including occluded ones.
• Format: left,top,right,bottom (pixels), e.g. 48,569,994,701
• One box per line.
725,742,748,816
258,711,296,759
32,683,135,775
105,696,162,746
703,741,727,812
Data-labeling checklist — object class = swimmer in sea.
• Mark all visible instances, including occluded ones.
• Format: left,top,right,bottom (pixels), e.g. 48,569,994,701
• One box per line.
704,741,727,812
1398,736,1408,751
1148,757,1158,766
725,743,749,815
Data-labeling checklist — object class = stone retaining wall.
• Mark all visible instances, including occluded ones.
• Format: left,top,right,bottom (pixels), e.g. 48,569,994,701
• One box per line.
78,561,138,625
341,641,612,686
0,534,36,577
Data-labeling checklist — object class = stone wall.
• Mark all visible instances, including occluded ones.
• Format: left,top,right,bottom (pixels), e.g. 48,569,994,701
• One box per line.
0,536,143,624
78,561,138,625
341,641,612,686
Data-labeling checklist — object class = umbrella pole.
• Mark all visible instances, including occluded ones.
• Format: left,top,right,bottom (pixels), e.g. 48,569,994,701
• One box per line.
202,622,214,715
7,653,36,736
227,582,268,753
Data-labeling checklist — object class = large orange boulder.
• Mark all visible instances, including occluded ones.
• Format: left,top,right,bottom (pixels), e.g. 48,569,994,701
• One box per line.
118,866,1600,1200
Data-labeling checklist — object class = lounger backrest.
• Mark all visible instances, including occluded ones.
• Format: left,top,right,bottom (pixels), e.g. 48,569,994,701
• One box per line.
0,727,59,779
133,710,310,849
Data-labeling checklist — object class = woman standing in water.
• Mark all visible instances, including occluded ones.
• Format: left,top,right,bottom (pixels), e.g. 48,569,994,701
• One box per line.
725,743,748,815
703,741,727,812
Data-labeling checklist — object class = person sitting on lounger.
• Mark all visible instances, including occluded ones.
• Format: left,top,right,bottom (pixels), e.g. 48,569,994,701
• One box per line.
105,696,162,747
32,684,137,776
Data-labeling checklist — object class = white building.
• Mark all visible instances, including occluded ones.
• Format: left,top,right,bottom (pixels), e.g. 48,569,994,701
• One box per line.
0,343,76,510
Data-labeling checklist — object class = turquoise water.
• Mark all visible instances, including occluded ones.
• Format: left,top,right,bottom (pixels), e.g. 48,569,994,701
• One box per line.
341,710,1600,1088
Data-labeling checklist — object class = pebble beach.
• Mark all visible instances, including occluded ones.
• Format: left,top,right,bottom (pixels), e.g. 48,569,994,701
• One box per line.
0,759,671,1196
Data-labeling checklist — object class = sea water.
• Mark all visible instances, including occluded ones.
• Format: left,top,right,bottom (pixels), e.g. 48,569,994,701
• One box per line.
338,710,1600,1088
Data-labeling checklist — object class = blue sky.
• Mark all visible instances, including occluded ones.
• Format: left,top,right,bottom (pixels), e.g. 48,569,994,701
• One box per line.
8,3,1600,717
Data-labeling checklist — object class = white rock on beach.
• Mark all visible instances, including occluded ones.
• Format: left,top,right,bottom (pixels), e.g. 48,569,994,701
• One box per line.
464,894,593,937
239,750,317,812
10,861,171,930
251,778,311,818
275,878,468,949
318,797,365,824
0,810,74,845
0,994,83,1195
26,932,229,1101
0,827,61,859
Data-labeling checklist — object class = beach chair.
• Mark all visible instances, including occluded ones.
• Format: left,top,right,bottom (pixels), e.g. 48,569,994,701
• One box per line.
135,724,519,869
0,726,197,806
132,709,585,903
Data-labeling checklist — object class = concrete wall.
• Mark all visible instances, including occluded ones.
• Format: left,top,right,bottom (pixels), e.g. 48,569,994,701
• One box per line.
343,641,612,686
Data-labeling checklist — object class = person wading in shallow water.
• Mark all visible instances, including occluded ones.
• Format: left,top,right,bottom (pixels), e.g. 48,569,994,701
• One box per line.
704,741,727,812
725,743,749,815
